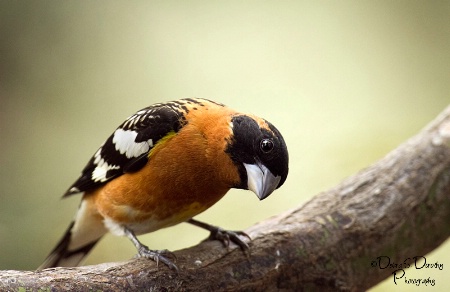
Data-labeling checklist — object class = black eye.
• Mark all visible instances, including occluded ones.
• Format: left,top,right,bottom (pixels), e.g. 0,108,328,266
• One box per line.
260,139,274,153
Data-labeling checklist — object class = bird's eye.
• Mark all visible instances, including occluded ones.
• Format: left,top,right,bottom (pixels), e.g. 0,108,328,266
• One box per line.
260,139,274,153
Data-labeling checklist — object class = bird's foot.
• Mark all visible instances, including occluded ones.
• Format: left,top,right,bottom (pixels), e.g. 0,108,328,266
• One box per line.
137,245,178,271
207,226,251,251
187,219,251,251
124,226,178,271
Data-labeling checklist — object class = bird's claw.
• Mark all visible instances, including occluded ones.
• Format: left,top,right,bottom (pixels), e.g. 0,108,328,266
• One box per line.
207,227,251,251
137,246,178,271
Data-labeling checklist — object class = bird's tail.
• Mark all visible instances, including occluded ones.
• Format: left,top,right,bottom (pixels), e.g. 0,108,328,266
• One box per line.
38,197,107,269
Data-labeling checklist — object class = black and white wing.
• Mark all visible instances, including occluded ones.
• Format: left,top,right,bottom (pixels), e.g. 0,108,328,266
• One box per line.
63,102,185,197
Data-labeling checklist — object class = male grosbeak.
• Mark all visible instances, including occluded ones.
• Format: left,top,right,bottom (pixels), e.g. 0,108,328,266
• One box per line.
39,98,289,270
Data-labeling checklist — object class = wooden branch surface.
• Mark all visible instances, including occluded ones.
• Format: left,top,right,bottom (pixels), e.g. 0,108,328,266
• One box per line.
2,106,450,291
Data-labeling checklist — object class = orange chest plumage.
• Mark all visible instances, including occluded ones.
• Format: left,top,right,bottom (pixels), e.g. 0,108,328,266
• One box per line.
88,109,241,228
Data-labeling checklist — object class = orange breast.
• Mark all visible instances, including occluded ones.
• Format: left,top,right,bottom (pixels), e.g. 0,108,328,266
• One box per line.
88,105,241,233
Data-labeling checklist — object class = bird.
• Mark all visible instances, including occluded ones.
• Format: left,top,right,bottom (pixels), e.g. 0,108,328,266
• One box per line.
38,98,289,270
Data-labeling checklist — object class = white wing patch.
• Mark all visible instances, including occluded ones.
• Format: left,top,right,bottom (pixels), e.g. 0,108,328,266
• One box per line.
88,129,154,183
91,149,120,182
112,129,153,158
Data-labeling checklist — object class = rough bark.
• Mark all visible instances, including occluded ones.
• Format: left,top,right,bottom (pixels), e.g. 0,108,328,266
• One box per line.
2,106,450,291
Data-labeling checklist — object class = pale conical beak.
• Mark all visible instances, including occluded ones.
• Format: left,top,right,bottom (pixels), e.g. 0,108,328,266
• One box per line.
244,162,281,200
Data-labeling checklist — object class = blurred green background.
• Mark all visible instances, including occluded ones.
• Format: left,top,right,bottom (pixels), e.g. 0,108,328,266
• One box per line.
0,1,449,290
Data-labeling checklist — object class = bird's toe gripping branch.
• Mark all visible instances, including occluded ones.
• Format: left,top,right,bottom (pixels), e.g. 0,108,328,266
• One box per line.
124,227,178,271
188,219,251,251
137,247,178,271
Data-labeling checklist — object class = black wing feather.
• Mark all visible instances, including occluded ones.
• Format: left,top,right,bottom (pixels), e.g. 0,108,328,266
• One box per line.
63,103,184,197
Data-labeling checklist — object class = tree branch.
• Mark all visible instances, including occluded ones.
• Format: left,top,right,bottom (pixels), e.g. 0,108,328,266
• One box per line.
2,106,450,291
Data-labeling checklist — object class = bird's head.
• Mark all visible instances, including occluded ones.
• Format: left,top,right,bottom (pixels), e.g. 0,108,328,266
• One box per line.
227,115,289,200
